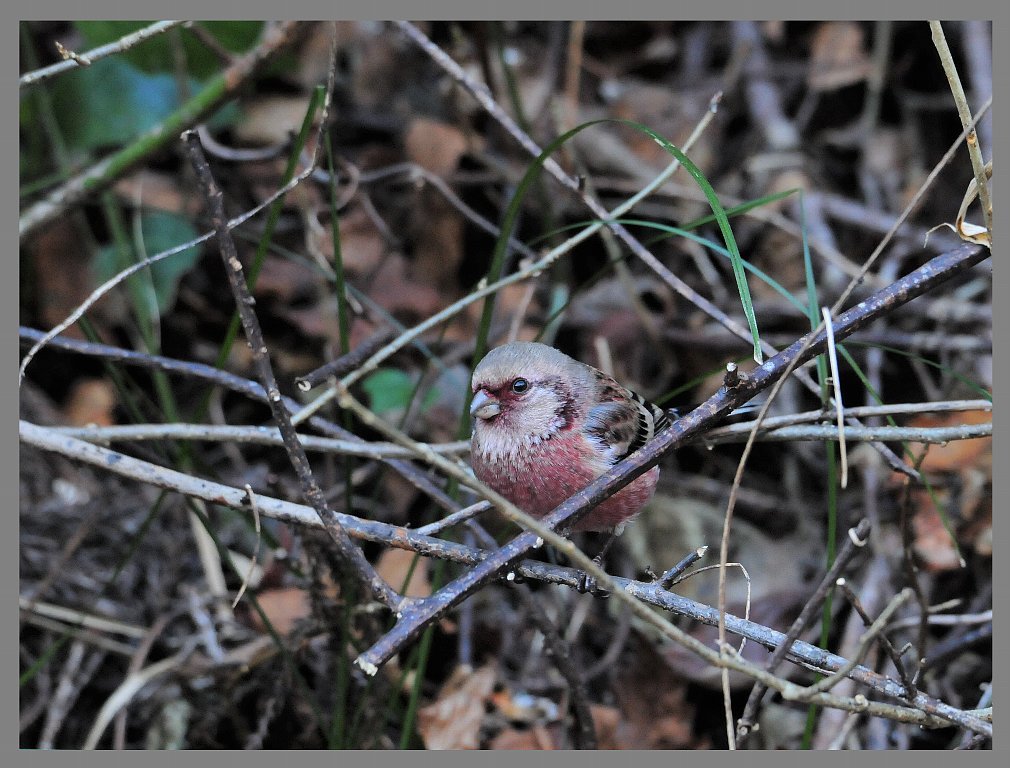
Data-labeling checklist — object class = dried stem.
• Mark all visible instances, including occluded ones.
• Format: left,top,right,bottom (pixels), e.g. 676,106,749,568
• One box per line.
354,242,987,674
17,419,990,736
182,129,401,611
929,21,993,239
736,519,871,741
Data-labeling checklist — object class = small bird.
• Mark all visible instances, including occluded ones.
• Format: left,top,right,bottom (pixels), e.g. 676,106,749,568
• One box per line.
470,341,670,532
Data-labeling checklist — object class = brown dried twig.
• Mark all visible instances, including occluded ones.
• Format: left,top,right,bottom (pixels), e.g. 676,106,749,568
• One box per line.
17,418,990,736
353,242,987,674
930,21,993,240
735,519,871,741
181,129,401,611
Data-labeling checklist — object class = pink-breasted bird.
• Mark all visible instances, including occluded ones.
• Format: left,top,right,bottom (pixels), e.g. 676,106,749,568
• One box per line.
469,341,670,532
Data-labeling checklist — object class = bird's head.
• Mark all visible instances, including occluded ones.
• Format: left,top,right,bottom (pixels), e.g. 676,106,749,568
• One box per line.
470,342,592,449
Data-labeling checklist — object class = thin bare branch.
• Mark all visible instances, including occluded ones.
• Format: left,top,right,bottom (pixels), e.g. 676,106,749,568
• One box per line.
48,423,470,460
182,128,401,611
354,243,987,675
19,21,306,240
930,21,993,239
19,20,186,89
18,419,989,735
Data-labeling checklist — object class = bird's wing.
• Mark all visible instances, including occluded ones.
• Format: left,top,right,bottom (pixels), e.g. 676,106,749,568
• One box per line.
583,370,671,464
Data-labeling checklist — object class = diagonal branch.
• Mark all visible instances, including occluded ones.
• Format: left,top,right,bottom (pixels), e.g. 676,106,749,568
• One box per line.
181,129,401,611
15,419,990,735
20,21,306,240
354,242,987,673
19,21,187,89
393,20,918,480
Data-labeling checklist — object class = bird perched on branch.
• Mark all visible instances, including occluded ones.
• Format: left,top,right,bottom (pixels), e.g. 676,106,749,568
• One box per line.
469,341,670,532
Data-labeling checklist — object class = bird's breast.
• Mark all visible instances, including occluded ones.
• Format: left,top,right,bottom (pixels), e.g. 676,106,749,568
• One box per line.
472,430,604,517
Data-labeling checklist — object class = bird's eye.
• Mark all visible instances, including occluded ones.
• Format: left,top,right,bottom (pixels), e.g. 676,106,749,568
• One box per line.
511,378,529,394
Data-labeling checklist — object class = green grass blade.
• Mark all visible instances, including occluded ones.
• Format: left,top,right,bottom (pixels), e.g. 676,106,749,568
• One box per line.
614,119,762,362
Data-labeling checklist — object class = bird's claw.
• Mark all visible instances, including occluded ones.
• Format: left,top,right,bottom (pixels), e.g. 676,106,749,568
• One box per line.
576,555,611,597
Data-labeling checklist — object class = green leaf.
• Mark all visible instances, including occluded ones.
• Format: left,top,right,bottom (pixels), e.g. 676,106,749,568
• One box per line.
361,369,416,415
94,209,201,314
361,369,438,416
52,58,185,150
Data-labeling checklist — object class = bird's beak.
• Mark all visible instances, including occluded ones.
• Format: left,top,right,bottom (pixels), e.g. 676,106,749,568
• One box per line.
470,389,501,420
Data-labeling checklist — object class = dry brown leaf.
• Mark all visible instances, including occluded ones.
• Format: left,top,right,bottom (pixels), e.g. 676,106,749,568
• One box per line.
366,254,443,323
417,664,497,749
254,256,322,304
611,84,715,174
910,492,962,572
27,217,107,339
63,379,117,427
276,306,345,347
251,256,345,346
404,117,469,177
761,21,786,42
589,705,622,749
351,28,408,111
967,507,993,557
906,410,992,474
409,192,466,292
808,21,872,91
403,119,470,291
958,466,992,524
375,548,431,597
749,170,811,298
113,170,196,216
234,95,317,146
289,22,357,88
380,472,422,526
248,587,311,636
327,205,387,277
750,226,807,299
240,153,322,211
898,410,992,568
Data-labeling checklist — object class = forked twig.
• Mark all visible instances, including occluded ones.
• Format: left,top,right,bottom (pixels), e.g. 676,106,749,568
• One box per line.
353,242,987,677
182,129,401,611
